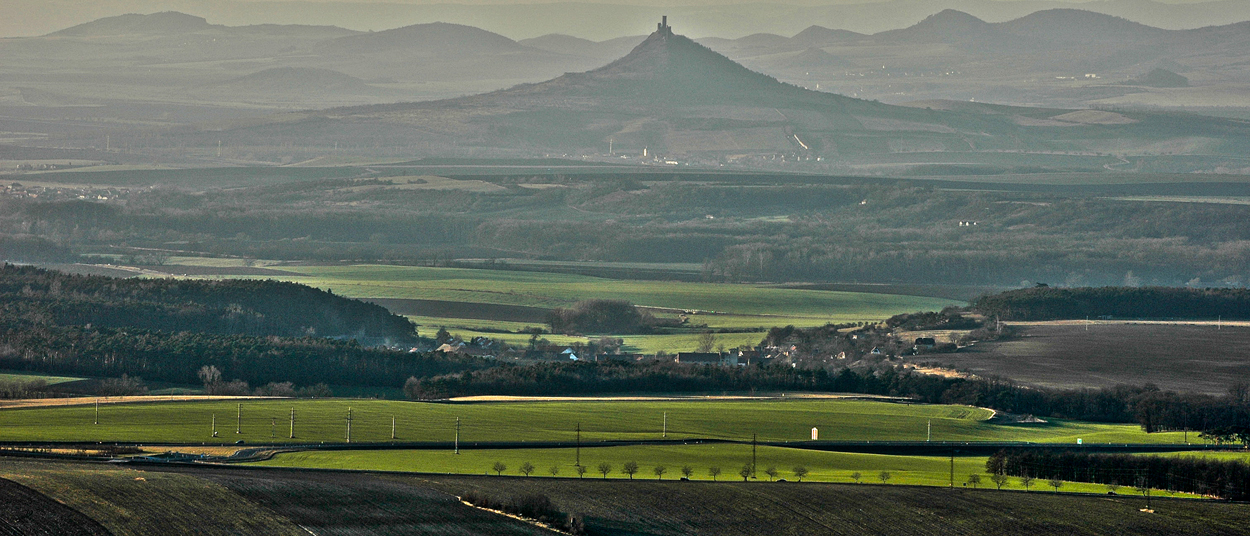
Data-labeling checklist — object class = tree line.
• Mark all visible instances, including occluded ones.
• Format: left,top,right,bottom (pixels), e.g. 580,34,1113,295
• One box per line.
988,449,1250,500
404,360,1250,436
0,323,485,388
971,286,1250,320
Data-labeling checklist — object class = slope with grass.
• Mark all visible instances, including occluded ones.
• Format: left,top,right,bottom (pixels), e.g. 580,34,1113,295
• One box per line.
0,398,1191,445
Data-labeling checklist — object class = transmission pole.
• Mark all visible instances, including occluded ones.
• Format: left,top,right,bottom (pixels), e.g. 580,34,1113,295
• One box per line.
236,403,242,434
391,415,396,440
663,412,667,439
454,417,460,455
575,422,581,467
212,414,217,437
94,399,99,425
346,408,352,443
950,449,955,489
289,407,295,439
752,433,757,478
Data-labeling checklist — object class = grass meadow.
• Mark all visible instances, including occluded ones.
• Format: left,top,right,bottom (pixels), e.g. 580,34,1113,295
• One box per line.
167,260,959,352
0,398,1191,445
255,443,1198,497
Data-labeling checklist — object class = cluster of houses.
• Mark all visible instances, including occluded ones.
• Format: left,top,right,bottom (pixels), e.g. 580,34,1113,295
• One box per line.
435,338,786,367
2,182,131,202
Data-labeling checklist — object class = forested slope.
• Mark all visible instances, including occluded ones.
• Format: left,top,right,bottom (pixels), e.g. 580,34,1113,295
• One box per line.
972,286,1250,320
0,264,416,342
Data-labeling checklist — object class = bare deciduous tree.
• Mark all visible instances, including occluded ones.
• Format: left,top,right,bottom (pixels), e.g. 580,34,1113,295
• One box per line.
709,466,722,481
696,331,716,353
492,462,506,476
792,466,809,482
597,462,612,479
622,461,639,479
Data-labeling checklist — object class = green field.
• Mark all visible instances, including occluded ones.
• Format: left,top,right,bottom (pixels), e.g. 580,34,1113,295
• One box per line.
254,443,1199,497
0,398,1191,445
265,264,956,317
0,372,85,386
255,444,1065,491
169,261,958,352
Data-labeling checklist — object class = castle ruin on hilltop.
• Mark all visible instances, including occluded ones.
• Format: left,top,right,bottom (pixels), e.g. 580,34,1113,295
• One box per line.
657,16,672,36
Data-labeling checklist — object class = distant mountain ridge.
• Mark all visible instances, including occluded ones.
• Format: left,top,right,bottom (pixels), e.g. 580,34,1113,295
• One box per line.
202,19,1250,163
319,22,525,56
50,11,212,36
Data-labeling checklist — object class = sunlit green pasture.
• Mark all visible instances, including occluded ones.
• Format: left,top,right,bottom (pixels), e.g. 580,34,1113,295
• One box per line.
0,398,1190,445
0,372,84,385
171,261,956,353
207,264,957,321
255,444,1194,496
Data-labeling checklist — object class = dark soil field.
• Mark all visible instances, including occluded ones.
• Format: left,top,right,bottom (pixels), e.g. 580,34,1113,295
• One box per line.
196,468,557,536
0,477,110,536
4,460,1249,535
425,475,1250,536
920,323,1250,394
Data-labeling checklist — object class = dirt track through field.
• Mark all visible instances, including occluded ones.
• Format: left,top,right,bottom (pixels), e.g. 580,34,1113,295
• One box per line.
0,395,277,410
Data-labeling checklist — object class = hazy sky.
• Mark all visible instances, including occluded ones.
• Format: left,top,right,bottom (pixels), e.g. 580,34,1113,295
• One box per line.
0,0,1237,39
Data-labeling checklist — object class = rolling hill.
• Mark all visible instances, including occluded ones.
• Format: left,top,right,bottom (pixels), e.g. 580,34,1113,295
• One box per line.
191,19,1250,164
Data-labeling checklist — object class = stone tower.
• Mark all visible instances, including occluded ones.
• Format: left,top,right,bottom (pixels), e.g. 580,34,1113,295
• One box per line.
657,16,672,36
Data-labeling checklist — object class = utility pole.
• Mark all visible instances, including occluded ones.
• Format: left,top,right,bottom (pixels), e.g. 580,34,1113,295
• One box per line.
575,422,581,467
391,415,396,440
663,412,667,439
454,417,460,455
271,417,275,438
752,433,757,478
237,403,242,434
927,419,932,442
94,399,99,425
950,449,955,489
346,408,352,443
212,414,217,437
289,408,295,439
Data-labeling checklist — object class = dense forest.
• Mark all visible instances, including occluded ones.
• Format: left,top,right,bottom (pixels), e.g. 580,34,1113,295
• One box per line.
971,286,1250,320
988,450,1250,500
5,170,1250,287
0,324,482,388
0,264,417,343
